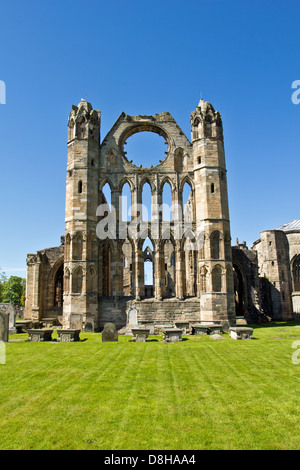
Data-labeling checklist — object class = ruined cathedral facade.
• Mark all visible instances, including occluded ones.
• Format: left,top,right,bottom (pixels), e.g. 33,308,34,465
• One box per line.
24,99,299,331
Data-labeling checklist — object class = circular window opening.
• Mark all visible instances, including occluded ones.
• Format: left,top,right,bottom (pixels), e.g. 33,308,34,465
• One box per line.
123,131,168,168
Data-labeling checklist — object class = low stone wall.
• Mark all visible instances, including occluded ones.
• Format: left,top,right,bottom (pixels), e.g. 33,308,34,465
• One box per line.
98,297,201,331
132,298,200,329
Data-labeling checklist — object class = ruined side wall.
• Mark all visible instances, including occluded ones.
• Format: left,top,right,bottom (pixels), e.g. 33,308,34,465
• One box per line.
254,231,293,320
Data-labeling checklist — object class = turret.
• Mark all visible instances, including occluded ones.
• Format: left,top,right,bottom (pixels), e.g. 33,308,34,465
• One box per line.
191,99,235,328
63,100,101,331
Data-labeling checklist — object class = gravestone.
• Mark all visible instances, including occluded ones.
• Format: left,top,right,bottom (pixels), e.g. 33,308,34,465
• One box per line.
7,304,17,334
125,304,138,335
162,328,183,343
174,321,190,335
57,329,80,342
0,303,16,334
131,327,150,342
84,314,94,332
229,327,253,340
70,314,82,330
27,329,53,342
0,311,9,342
102,323,118,342
128,306,138,326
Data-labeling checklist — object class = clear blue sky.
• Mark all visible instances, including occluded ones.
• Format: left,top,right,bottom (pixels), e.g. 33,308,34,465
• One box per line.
0,0,299,278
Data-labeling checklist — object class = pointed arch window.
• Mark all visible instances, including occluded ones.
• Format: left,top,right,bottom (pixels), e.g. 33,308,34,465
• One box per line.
64,268,70,293
182,181,193,224
210,231,220,260
162,181,173,221
192,118,200,140
212,265,222,292
292,255,300,291
87,232,97,259
79,118,86,139
68,119,75,141
87,266,97,292
72,267,83,294
142,182,152,222
143,237,154,286
73,232,83,260
226,265,234,293
54,264,64,307
200,266,207,293
65,234,71,261
101,182,112,209
121,181,132,222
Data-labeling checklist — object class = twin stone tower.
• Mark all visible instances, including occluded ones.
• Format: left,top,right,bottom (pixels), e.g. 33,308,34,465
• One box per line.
26,98,236,332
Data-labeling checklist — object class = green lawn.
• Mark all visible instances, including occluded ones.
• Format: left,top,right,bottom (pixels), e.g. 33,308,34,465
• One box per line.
0,323,299,450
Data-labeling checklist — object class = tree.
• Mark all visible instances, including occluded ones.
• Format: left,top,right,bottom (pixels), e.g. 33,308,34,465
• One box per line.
0,270,7,303
0,276,26,305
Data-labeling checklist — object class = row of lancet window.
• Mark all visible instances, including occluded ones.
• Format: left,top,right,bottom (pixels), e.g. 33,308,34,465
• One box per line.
62,264,233,295
65,233,98,261
103,180,192,222
68,118,99,142
74,179,192,221
64,266,97,294
65,230,230,262
76,178,218,223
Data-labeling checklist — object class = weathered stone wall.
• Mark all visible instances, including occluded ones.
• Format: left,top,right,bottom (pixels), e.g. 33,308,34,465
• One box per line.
253,230,295,320
25,98,237,330
24,244,64,321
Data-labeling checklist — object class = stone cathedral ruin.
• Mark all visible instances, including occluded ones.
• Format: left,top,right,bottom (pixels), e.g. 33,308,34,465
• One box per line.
24,99,300,332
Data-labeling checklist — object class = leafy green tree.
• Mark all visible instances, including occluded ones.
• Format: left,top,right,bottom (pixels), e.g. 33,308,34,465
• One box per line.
0,276,26,305
0,270,7,303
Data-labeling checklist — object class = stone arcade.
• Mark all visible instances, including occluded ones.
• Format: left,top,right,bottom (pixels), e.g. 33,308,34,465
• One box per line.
24,99,299,332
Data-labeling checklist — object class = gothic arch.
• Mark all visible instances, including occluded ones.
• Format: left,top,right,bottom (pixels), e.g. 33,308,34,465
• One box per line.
65,233,71,261
87,231,98,259
119,177,135,192
64,267,70,293
68,118,75,141
73,231,83,260
160,176,176,194
182,236,197,297
199,265,208,293
140,176,154,193
210,230,221,260
72,266,84,294
211,264,222,293
100,177,114,192
163,238,176,297
232,260,247,316
180,175,195,194
291,254,300,291
87,266,97,292
47,257,64,310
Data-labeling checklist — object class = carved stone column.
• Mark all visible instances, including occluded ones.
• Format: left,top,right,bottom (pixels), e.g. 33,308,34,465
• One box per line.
111,240,123,299
134,241,144,300
154,240,163,300
175,242,185,300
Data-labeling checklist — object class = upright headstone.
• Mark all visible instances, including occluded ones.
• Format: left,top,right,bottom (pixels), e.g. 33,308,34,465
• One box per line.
0,312,9,342
84,313,94,332
128,306,138,326
70,314,82,330
125,304,138,334
8,304,17,334
102,323,118,342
